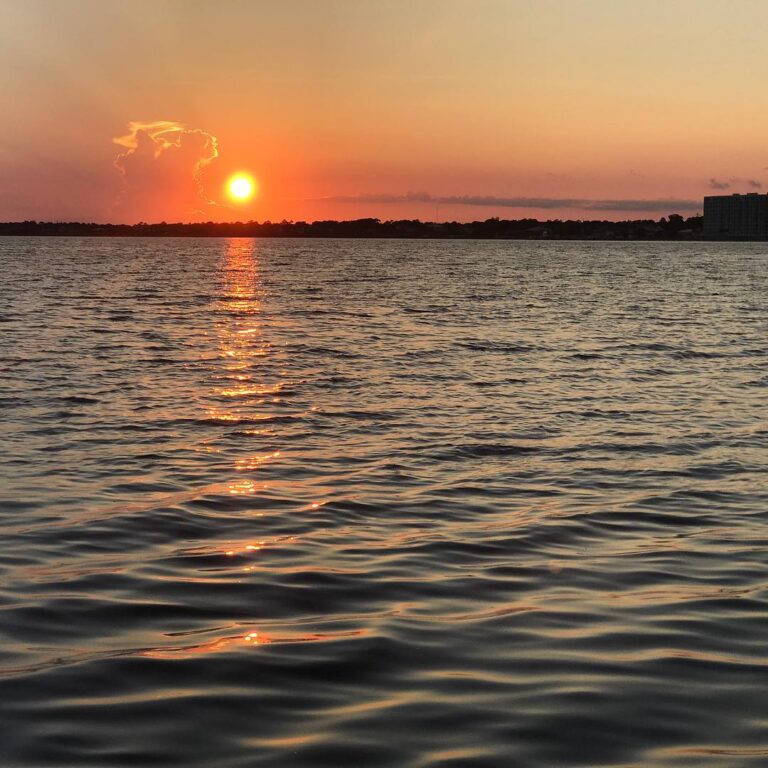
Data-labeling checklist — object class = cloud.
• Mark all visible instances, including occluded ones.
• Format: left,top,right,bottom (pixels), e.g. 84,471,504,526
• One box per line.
113,120,219,221
708,177,763,191
315,192,700,213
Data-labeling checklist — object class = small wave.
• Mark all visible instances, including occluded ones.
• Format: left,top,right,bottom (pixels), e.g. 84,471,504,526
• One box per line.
455,340,540,353
435,443,541,460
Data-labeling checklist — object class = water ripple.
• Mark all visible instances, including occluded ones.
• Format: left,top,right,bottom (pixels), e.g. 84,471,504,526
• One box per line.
1,238,768,766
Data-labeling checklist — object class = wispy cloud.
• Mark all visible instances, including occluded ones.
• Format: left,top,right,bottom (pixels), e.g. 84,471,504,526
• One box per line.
708,176,763,191
314,192,700,213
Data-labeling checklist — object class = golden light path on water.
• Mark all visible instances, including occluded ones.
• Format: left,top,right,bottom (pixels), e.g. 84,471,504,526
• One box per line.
200,239,328,652
217,240,276,646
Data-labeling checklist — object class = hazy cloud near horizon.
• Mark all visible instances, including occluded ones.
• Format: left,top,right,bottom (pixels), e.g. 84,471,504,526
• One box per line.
314,193,701,214
708,177,762,191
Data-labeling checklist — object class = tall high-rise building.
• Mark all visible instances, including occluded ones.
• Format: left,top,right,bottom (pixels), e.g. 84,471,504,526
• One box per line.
704,193,768,239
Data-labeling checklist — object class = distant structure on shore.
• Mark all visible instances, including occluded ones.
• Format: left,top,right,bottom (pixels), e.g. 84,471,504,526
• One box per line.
704,193,768,239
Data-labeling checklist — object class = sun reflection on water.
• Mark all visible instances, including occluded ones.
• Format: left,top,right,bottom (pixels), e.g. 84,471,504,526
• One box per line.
210,240,275,433
166,239,333,654
140,627,367,660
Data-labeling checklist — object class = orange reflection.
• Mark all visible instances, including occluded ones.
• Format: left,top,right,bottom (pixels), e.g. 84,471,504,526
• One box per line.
218,383,283,397
207,240,283,517
141,627,367,659
235,451,281,470
206,409,240,422
186,240,339,649
212,242,282,422
228,480,257,495
142,632,271,658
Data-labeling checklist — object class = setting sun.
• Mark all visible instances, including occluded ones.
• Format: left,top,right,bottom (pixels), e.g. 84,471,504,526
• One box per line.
226,173,256,203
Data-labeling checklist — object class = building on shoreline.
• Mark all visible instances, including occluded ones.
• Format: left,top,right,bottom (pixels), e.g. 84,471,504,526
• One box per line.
704,193,768,239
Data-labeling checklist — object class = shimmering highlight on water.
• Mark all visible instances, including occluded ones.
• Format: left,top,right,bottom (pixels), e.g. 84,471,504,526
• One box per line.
1,237,768,767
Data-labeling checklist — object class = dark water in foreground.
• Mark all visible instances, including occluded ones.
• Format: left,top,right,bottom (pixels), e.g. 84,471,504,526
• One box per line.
1,237,768,767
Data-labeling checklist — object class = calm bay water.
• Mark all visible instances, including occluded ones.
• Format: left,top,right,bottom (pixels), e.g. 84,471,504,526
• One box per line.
1,237,768,767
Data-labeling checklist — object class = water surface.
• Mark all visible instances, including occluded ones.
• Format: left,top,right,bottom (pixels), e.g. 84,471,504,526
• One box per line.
1,237,768,767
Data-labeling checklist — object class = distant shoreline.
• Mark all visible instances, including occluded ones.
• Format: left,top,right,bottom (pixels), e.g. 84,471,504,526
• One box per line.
0,234,738,241
0,215,721,241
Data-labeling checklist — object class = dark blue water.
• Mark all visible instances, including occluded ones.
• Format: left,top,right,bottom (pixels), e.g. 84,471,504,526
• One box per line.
1,237,768,767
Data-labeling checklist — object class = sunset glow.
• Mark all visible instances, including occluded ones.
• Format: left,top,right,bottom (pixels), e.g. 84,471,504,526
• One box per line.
2,0,768,224
3,2,768,764
226,174,256,203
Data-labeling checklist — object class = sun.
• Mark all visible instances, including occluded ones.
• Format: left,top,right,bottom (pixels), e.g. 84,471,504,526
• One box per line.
226,173,256,203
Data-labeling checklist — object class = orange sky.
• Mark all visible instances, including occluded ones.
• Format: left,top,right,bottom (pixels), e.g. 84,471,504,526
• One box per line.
2,0,768,223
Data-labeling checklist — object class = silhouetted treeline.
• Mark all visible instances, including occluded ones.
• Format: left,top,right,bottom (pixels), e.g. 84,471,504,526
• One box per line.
0,214,704,240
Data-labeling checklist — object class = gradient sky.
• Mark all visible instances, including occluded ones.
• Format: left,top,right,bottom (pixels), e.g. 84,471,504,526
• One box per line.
2,0,768,223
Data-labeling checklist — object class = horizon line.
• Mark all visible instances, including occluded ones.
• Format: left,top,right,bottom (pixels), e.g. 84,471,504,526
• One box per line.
0,212,703,228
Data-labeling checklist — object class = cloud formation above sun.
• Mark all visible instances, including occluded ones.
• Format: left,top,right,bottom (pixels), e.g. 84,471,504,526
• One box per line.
112,121,220,221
